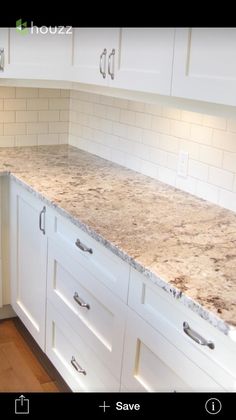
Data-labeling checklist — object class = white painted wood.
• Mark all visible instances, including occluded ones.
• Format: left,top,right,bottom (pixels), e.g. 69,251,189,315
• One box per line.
47,237,127,379
172,28,236,106
0,179,2,307
128,268,236,390
112,28,175,94
46,209,130,302
71,28,119,85
0,29,8,80
122,308,224,392
46,302,120,391
1,28,72,80
10,181,47,349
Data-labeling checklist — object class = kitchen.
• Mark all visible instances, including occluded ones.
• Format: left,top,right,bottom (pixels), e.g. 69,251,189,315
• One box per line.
0,26,235,400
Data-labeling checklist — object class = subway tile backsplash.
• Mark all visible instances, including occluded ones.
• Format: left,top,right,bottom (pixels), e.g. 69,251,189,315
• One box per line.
68,91,236,213
0,86,236,213
0,87,69,147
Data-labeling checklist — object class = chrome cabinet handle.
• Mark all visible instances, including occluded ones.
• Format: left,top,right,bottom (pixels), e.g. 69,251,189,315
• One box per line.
73,292,90,310
39,206,46,235
75,238,93,254
71,356,86,375
108,49,115,80
0,48,4,71
99,48,107,79
183,322,215,350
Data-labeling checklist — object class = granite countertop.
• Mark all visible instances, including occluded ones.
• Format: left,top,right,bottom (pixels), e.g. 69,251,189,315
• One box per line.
0,144,236,339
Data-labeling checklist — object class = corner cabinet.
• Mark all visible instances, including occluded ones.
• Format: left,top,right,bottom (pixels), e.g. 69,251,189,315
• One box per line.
172,28,236,106
10,181,47,349
71,28,175,95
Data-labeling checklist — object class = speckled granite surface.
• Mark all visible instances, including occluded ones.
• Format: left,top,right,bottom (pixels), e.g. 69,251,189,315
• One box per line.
0,145,236,339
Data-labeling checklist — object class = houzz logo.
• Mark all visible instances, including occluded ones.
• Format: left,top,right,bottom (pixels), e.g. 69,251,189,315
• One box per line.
16,19,72,35
16,19,28,35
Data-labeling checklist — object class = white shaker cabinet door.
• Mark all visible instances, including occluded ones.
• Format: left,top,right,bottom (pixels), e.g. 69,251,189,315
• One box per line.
71,28,119,85
0,27,72,80
172,28,236,106
10,181,47,349
112,28,175,94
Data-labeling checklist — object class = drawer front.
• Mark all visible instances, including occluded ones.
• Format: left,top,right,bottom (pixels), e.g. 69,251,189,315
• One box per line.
46,302,120,392
122,308,224,392
128,268,236,389
47,238,127,379
47,209,130,302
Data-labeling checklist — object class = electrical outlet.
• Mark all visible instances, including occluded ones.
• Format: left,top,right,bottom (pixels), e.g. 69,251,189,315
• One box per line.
177,151,189,177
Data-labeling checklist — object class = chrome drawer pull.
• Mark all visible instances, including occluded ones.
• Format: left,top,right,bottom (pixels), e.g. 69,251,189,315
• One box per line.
183,322,215,350
99,48,107,79
0,48,4,71
108,48,115,80
73,292,90,310
71,356,86,375
75,238,93,254
39,206,46,235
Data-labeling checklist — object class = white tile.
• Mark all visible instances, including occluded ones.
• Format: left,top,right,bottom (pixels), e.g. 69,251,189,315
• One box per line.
222,151,236,173
49,122,68,134
151,116,170,134
163,107,181,120
218,189,236,212
178,139,199,160
170,120,191,139
59,133,68,144
188,160,209,181
0,100,3,110
190,124,212,145
0,87,15,98
113,97,128,109
158,167,176,187
106,106,120,121
120,109,136,125
39,88,61,97
135,112,152,129
0,135,15,147
199,145,223,167
212,129,236,152
140,160,159,178
60,111,69,121
203,114,226,130
27,99,48,110
208,167,234,190
111,149,126,165
15,135,37,146
82,126,94,140
181,110,203,124
38,134,59,145
4,99,27,110
126,125,142,142
93,130,108,145
60,89,70,98
26,122,48,134
0,111,15,123
100,118,113,133
4,123,26,135
159,134,179,153
112,122,127,138
96,144,112,160
149,147,167,166
38,110,60,122
125,154,141,172
93,103,107,118
133,143,150,160
16,111,38,122
196,180,219,204
176,176,197,195
166,152,178,170
16,88,38,98
142,130,159,147
99,95,114,106
49,98,69,110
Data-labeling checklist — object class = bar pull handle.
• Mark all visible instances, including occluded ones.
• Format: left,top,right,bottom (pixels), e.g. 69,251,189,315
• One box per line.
71,356,86,375
39,206,46,235
75,238,93,254
73,292,90,310
183,322,215,350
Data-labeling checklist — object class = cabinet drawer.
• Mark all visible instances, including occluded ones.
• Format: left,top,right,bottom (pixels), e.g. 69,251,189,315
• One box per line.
47,210,130,302
46,302,120,392
47,238,127,380
122,308,224,392
128,268,236,389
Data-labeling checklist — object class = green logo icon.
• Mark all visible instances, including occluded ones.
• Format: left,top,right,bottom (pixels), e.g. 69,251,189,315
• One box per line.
16,19,28,35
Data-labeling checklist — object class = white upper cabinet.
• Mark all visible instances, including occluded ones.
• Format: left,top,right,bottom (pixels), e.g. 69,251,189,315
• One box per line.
172,28,236,106
112,28,175,94
71,28,119,85
0,27,73,80
71,28,175,95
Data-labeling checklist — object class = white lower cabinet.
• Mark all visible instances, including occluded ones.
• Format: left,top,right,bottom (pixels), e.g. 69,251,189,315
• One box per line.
46,302,120,392
121,308,223,392
10,180,47,350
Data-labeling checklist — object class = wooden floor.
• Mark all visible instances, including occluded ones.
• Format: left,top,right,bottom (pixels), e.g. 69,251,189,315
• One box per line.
0,318,71,392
